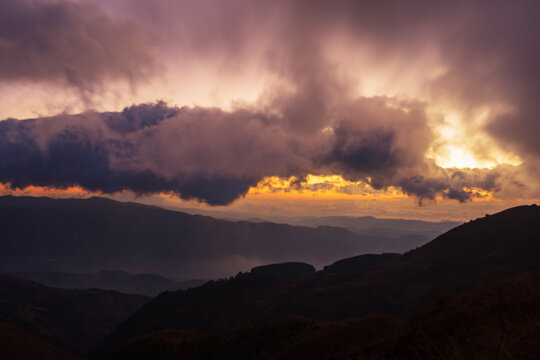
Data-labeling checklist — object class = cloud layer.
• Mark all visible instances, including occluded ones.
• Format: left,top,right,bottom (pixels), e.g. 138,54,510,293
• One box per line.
0,0,154,90
0,100,515,205
1,0,539,204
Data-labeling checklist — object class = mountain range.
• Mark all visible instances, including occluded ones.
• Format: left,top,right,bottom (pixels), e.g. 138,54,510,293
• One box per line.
1,196,539,359
0,195,452,279
157,205,458,239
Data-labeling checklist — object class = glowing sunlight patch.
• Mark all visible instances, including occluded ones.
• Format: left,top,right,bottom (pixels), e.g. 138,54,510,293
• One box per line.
247,175,407,200
0,183,96,197
427,110,523,169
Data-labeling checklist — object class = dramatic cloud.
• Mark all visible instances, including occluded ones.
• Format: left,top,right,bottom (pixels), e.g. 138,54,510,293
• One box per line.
97,0,540,164
0,0,154,90
0,100,515,205
0,102,297,204
1,0,539,204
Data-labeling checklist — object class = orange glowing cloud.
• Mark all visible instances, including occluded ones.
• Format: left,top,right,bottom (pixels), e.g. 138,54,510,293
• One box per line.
0,183,97,198
246,175,407,201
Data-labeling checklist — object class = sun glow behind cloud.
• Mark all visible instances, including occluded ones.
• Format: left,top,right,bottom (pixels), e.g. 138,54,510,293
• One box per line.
426,109,523,169
321,33,524,173
247,175,407,200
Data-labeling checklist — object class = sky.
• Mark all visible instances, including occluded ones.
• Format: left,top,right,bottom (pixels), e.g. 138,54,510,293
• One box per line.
1,0,539,221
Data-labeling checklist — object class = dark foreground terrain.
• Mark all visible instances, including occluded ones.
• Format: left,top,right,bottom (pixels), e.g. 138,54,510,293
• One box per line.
0,321,84,360
0,276,148,355
102,275,540,360
1,202,539,359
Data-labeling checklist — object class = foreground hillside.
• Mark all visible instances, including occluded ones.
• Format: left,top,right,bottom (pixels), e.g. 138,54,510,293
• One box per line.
0,321,84,360
386,275,540,359
103,314,404,360
0,276,148,355
0,195,431,278
103,275,540,360
102,204,540,352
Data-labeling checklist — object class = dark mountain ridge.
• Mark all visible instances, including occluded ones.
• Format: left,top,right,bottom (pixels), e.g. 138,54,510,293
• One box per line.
321,253,400,273
7,270,205,297
247,262,316,280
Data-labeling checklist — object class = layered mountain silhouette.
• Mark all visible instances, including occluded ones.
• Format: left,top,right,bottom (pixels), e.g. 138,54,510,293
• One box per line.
101,204,540,354
0,195,444,278
8,270,205,297
168,207,458,240
0,275,148,355
262,215,458,240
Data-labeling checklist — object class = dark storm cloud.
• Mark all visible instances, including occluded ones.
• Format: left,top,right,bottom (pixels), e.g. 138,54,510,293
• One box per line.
0,103,297,205
330,129,398,173
0,0,154,90
325,98,431,176
0,101,508,204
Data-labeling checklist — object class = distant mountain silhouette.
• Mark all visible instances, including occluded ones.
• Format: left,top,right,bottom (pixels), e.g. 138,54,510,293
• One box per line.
0,275,148,355
8,270,205,297
101,204,540,352
0,195,437,278
169,206,458,240
0,321,83,360
276,215,459,239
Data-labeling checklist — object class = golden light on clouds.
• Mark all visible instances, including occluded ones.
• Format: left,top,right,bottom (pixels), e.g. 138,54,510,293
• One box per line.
250,175,409,200
246,176,501,205
0,183,96,198
426,109,523,169
460,187,494,201
0,177,495,204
